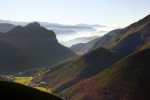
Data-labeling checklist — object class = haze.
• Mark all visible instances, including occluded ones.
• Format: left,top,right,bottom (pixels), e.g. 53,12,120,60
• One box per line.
0,0,150,46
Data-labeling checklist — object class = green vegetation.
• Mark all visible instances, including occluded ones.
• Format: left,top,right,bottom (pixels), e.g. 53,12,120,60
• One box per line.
2,14,150,100
70,37,100,54
106,14,150,57
14,77,33,85
34,87,51,93
59,49,150,100
70,43,85,53
89,29,122,52
32,47,120,94
6,76,51,93
70,29,121,55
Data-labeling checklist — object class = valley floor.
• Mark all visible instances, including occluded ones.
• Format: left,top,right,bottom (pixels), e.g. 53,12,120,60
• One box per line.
1,75,51,93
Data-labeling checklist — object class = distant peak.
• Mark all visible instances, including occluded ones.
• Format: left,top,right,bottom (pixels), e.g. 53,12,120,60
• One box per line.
32,22,40,26
14,25,24,29
17,25,23,27
25,22,40,27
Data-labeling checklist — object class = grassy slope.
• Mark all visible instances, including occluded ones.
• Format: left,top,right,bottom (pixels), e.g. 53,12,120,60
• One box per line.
76,37,100,54
33,47,120,94
0,80,64,100
13,55,79,78
70,43,85,52
59,49,150,100
106,14,150,57
70,29,121,55
14,14,150,99
89,29,122,52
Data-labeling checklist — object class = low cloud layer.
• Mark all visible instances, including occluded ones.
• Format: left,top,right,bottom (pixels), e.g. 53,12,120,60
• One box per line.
0,19,119,47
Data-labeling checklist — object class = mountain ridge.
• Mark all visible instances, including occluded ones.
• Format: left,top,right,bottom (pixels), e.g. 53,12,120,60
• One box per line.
59,48,150,100
0,22,76,74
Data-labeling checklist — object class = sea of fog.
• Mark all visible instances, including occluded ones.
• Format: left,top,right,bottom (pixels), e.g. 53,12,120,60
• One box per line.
46,27,118,47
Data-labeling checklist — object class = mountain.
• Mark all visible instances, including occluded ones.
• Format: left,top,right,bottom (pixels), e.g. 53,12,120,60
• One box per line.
70,43,85,54
32,47,120,94
56,14,150,100
59,48,150,100
70,29,121,54
0,23,16,33
6,14,150,100
88,28,122,52
52,29,76,35
106,14,150,57
0,22,76,74
70,37,100,54
0,19,97,32
0,80,63,100
28,14,150,99
14,55,80,78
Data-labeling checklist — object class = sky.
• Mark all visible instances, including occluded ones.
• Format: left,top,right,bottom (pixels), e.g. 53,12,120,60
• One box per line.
0,0,150,27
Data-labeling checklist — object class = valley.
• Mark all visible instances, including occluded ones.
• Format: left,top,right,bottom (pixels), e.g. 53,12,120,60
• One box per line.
0,13,150,100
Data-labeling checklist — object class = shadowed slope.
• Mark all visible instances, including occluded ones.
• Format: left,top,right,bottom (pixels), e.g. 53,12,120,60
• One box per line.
0,80,64,100
0,22,76,74
59,49,150,100
14,55,80,78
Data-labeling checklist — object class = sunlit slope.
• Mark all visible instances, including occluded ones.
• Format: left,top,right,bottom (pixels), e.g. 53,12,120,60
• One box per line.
89,29,122,52
70,29,121,54
70,38,100,54
33,47,120,94
59,49,150,100
106,14,150,57
70,43,85,53
0,80,64,100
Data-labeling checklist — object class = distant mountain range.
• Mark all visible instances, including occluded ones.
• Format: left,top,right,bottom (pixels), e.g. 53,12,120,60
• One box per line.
0,19,107,28
0,23,16,33
0,19,100,32
0,22,76,74
0,19,112,47
14,14,150,100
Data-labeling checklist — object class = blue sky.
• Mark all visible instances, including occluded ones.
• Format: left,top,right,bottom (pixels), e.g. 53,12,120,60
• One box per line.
0,0,150,27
